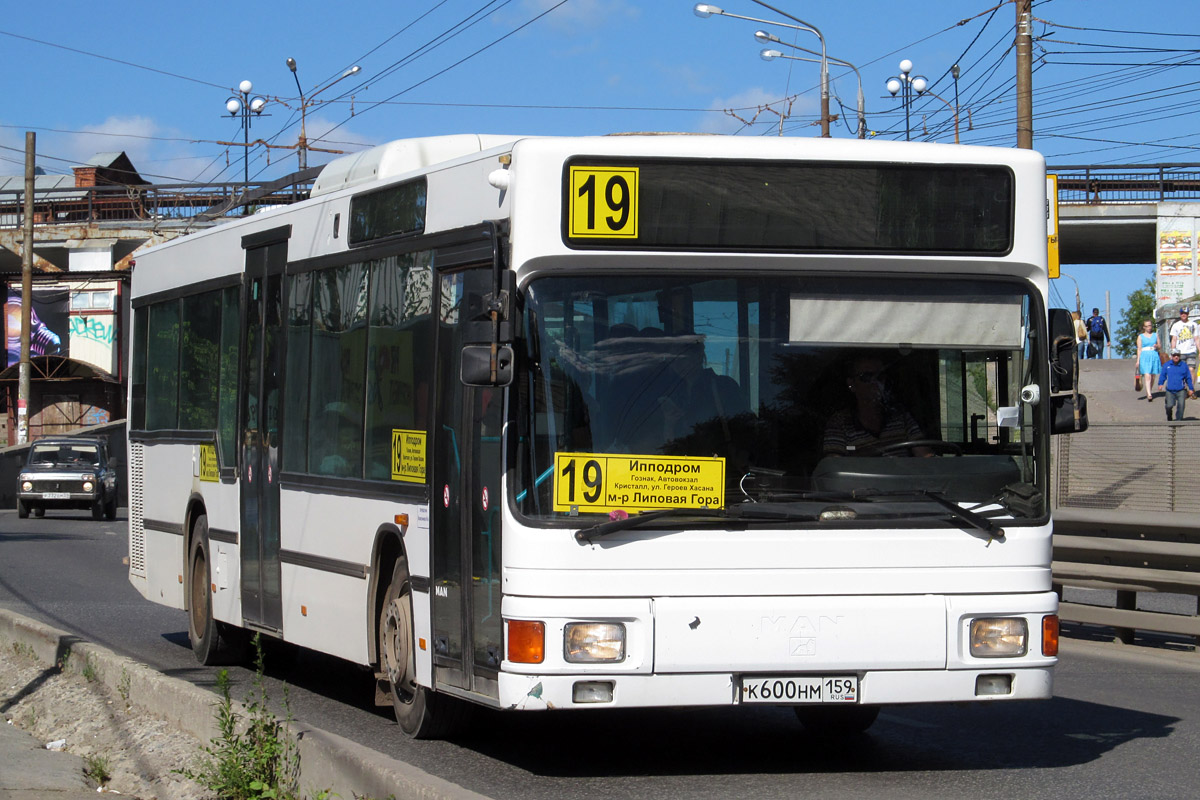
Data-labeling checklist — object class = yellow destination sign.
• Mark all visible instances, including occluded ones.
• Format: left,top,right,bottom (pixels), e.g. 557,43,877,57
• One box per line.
553,452,725,513
567,166,639,239
391,429,427,483
199,443,219,482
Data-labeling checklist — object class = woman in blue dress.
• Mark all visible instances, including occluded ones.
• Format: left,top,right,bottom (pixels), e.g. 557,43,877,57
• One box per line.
1138,319,1161,400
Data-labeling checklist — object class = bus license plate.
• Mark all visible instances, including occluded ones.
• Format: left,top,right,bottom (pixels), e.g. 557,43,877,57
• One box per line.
741,676,858,704
41,492,70,500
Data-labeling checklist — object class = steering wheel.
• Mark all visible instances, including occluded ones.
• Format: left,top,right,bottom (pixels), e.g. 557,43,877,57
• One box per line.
879,439,962,457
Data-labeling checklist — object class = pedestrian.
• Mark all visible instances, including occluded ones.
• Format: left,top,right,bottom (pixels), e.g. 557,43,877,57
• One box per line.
1169,307,1198,381
1159,349,1194,421
1072,311,1087,361
1137,319,1160,400
1085,307,1108,358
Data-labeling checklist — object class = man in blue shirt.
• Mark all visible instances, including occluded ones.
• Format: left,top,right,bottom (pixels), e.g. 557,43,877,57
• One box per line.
1159,349,1195,421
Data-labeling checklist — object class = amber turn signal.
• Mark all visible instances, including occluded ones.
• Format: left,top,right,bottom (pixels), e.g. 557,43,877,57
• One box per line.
1042,614,1059,657
506,619,546,663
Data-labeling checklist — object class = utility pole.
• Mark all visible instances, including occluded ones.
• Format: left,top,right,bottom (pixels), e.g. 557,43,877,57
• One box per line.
18,132,34,444
1015,0,1034,149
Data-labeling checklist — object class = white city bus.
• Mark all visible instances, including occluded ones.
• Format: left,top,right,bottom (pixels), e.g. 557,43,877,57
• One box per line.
127,133,1087,738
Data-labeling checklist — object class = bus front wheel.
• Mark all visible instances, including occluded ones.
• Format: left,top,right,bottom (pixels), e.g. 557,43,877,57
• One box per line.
188,515,245,665
378,560,467,739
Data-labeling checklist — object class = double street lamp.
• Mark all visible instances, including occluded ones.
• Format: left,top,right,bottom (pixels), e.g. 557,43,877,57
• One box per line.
758,33,864,139
224,80,267,193
695,2,831,138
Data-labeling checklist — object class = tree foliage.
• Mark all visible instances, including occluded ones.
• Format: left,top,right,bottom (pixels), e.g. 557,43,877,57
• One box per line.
1115,273,1157,359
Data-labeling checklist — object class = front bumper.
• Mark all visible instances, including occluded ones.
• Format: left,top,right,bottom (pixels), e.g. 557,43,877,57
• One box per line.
498,665,1054,710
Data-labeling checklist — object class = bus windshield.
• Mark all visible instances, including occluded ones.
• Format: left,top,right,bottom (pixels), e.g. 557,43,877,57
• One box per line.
518,273,1046,524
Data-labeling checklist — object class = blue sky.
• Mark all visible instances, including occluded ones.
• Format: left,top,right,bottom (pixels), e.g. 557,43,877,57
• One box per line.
1,0,1193,321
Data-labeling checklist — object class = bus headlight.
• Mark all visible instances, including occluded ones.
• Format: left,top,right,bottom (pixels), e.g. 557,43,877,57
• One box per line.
564,622,625,663
970,618,1028,658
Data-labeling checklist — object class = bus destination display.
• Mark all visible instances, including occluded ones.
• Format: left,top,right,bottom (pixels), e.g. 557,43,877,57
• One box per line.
553,452,724,513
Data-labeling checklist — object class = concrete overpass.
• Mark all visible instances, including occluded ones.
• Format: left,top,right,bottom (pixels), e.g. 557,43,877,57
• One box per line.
1052,164,1200,265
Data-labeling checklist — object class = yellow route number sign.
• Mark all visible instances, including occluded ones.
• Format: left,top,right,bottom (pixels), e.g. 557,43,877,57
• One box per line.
567,166,639,239
391,429,427,483
199,443,219,482
553,452,725,513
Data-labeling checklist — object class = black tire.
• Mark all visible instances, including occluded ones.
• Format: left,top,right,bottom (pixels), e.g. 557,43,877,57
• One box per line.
104,494,117,521
378,560,469,739
794,704,880,735
32,507,44,518
16,499,28,519
188,515,246,666
91,499,104,521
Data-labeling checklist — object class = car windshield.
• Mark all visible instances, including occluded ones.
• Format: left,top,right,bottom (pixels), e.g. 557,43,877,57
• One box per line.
516,273,1046,525
30,444,100,466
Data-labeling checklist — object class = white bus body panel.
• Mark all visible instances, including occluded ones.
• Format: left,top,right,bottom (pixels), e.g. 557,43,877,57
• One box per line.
276,490,431,671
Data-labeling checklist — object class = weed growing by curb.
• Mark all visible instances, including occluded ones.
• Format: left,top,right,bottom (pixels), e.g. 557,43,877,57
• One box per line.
176,636,302,800
83,752,112,787
81,654,100,683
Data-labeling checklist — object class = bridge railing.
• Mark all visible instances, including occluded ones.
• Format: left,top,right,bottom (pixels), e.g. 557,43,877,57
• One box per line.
1050,163,1200,205
0,173,318,228
1052,422,1200,642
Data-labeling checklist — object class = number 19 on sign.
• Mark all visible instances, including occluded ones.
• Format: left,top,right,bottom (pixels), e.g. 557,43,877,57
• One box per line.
568,166,639,239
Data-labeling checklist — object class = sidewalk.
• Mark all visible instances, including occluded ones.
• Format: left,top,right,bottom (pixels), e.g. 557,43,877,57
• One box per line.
0,717,102,799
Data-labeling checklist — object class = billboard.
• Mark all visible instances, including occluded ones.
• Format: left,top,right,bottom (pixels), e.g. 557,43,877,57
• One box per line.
5,286,69,367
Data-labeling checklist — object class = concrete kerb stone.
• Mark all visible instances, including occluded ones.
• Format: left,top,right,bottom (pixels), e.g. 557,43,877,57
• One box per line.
0,608,491,800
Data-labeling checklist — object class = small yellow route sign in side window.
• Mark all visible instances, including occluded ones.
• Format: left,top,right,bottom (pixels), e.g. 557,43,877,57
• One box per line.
568,166,639,239
199,444,219,482
391,429,427,483
553,452,724,514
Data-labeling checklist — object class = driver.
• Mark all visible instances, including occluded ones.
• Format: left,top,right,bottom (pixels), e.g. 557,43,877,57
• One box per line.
822,355,934,457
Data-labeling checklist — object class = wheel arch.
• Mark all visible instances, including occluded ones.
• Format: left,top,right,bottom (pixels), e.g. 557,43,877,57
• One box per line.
182,492,208,613
368,523,407,668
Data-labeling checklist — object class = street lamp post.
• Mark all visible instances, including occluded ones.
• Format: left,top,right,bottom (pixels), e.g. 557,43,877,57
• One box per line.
694,3,830,138
285,59,362,170
885,60,927,141
758,34,864,139
225,80,267,201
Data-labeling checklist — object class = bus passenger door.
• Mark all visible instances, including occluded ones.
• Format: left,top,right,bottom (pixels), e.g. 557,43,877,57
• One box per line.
432,266,504,699
240,236,287,633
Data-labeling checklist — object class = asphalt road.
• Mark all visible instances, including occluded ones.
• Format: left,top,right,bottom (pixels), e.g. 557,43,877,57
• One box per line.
2,509,1199,800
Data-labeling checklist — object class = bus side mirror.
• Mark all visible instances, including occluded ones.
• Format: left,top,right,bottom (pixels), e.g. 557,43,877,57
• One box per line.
1048,308,1076,393
461,344,514,387
1050,393,1088,434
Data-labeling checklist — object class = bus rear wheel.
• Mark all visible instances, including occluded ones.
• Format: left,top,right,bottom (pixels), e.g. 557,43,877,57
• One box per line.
794,704,880,735
378,560,467,739
188,515,245,666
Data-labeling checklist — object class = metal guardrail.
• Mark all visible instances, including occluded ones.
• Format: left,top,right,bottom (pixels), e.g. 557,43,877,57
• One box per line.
1050,163,1200,205
1052,422,1200,643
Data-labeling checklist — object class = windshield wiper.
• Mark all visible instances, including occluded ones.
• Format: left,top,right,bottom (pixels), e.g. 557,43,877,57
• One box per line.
850,489,1004,542
574,507,729,543
574,503,827,544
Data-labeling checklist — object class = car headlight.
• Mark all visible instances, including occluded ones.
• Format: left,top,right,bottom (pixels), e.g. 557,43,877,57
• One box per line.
970,617,1028,658
21,481,32,492
82,481,95,492
564,622,626,663
80,473,94,482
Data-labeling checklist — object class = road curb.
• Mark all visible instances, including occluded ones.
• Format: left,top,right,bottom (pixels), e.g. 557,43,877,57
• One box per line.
0,608,490,800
